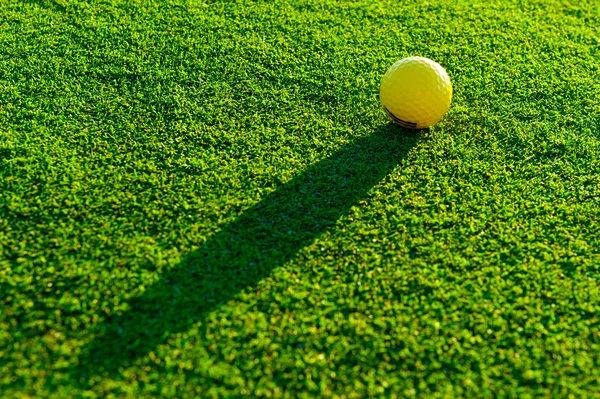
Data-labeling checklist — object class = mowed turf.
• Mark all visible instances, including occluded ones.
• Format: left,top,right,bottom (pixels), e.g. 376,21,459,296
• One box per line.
2,0,600,397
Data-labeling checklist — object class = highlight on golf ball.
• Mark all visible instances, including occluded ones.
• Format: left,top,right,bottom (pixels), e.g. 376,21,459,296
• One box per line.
380,57,452,129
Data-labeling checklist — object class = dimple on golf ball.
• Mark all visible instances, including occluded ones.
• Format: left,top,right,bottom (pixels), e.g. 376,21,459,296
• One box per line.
380,57,452,129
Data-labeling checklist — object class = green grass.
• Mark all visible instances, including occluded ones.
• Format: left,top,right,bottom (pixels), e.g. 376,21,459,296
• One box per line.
2,0,600,397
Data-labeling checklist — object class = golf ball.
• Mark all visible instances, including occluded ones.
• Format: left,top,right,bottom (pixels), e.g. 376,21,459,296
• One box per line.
380,57,452,129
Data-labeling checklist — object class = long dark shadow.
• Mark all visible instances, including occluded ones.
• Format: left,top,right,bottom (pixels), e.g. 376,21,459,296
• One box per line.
72,124,420,382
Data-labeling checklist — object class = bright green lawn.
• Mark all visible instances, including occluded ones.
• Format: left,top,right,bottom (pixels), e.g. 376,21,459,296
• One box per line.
2,0,600,397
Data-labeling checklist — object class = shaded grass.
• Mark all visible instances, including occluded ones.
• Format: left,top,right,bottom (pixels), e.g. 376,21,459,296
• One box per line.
2,0,600,397
73,124,417,384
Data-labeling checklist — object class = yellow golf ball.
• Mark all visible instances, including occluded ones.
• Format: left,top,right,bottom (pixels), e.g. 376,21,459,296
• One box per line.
380,57,452,129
